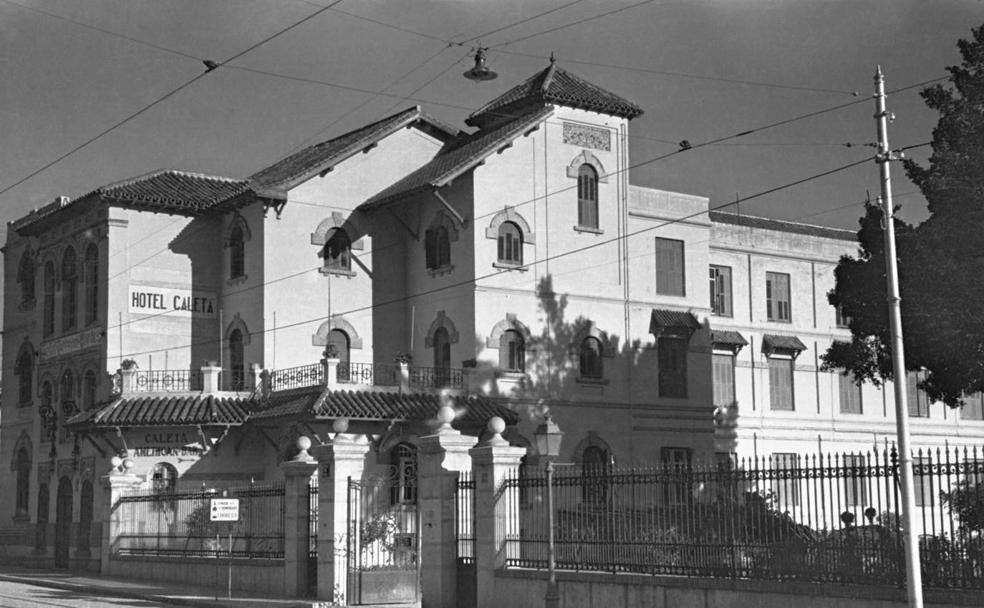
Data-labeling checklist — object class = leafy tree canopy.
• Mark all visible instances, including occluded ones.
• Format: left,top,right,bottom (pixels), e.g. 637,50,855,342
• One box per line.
822,24,984,408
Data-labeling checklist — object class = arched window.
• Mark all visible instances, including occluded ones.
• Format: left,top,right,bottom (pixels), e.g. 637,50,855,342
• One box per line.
228,329,245,390
499,329,525,372
433,327,451,386
60,369,76,444
577,164,599,229
18,251,35,304
15,446,31,518
39,380,55,443
151,462,178,494
229,223,245,279
82,370,97,411
43,262,55,337
579,337,603,379
83,244,98,324
323,229,352,272
327,329,351,381
35,483,49,552
425,226,451,270
582,445,611,503
390,443,418,505
497,221,523,265
61,248,78,331
16,348,33,405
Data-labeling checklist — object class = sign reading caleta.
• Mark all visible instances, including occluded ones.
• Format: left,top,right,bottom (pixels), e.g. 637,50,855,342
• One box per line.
129,285,217,318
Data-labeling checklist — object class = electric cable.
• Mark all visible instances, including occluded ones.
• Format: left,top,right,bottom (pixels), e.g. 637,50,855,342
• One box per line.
491,0,661,48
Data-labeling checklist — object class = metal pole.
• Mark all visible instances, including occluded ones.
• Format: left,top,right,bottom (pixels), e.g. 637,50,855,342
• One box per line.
544,461,558,608
874,66,923,608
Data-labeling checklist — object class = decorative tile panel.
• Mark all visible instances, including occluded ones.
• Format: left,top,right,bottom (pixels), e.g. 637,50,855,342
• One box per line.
563,122,610,151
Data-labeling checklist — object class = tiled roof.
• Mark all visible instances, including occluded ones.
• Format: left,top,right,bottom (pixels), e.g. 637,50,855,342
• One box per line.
252,387,519,426
466,62,643,128
13,170,250,234
649,309,702,335
363,106,552,209
66,394,251,428
710,211,856,242
711,330,749,348
249,107,457,191
762,334,808,353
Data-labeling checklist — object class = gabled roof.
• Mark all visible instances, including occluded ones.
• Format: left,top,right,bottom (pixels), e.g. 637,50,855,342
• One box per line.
762,334,808,353
13,170,251,235
649,309,702,336
249,106,458,192
466,62,643,128
251,386,519,426
711,330,749,349
710,211,856,242
362,106,552,209
66,394,251,429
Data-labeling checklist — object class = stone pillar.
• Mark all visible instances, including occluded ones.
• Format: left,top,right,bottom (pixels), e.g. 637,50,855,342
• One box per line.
120,369,137,394
398,360,411,394
418,405,478,608
312,421,369,605
280,437,318,597
201,365,222,393
323,356,339,387
250,363,263,393
99,457,141,574
469,418,527,608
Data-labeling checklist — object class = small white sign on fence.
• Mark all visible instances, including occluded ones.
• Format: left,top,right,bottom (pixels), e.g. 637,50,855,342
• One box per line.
210,498,239,522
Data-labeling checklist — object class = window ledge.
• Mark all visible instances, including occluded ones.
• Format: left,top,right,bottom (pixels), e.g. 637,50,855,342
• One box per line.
767,318,792,324
492,261,527,272
576,376,609,386
226,274,248,287
495,371,528,382
427,265,454,278
319,267,357,278
573,225,604,235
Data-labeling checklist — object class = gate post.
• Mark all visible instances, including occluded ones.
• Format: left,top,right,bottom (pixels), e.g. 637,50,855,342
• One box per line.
469,418,526,608
418,404,478,608
312,424,369,605
281,437,318,597
98,457,141,575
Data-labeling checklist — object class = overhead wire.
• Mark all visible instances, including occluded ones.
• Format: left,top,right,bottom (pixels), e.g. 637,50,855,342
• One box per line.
0,0,345,199
491,0,661,48
459,0,595,45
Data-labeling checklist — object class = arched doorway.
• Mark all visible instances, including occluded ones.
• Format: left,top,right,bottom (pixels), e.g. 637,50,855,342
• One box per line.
55,476,73,568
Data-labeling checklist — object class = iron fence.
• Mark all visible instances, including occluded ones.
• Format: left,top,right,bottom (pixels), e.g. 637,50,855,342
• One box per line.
114,482,285,559
456,471,475,564
337,362,399,386
491,447,984,589
409,366,463,390
130,369,203,392
269,363,323,391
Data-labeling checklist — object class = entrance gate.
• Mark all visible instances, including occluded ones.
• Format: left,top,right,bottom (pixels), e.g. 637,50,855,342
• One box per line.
346,469,420,605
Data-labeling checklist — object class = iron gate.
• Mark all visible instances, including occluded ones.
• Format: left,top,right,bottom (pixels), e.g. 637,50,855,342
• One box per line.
346,468,420,605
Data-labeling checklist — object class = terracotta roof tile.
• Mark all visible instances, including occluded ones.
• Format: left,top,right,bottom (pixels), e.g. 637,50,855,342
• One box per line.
711,330,749,348
67,394,251,428
466,63,643,128
762,334,808,353
362,106,552,208
649,309,702,335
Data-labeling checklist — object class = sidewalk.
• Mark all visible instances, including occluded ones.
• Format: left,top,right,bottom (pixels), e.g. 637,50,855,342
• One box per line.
0,565,319,608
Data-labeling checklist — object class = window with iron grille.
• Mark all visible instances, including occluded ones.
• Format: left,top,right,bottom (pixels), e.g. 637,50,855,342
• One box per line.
577,164,598,229
843,454,868,507
425,226,451,270
709,265,732,316
770,453,800,508
499,329,525,372
497,222,523,265
579,337,603,379
766,272,791,322
839,371,863,414
322,229,352,272
661,447,692,505
658,336,688,398
581,445,610,503
655,238,685,296
712,353,735,407
768,356,794,411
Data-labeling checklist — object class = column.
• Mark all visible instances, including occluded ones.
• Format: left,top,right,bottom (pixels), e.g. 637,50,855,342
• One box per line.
417,405,478,608
99,456,141,574
280,437,318,597
312,420,369,604
469,418,527,608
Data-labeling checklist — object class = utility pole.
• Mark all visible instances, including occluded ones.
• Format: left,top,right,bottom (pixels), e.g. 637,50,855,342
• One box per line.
874,66,923,608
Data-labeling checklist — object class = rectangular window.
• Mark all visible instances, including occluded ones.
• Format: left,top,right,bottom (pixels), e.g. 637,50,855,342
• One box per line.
709,265,733,316
661,447,692,505
843,454,868,507
839,372,863,414
770,453,800,508
835,304,851,328
655,238,685,296
963,393,984,421
766,272,791,322
712,353,735,407
658,337,688,398
913,456,933,507
768,357,794,411
906,371,929,417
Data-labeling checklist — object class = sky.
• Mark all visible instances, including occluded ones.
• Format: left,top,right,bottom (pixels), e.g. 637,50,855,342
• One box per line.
1,0,981,246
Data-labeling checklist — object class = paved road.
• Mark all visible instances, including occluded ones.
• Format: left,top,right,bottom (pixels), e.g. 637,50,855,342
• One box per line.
0,578,172,608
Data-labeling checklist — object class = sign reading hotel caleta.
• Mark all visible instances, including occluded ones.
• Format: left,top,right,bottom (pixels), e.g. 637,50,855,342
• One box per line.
129,285,217,318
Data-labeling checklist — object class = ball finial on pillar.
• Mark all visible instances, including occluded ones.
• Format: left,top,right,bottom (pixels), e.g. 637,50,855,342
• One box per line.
487,416,506,444
293,435,313,461
437,404,456,430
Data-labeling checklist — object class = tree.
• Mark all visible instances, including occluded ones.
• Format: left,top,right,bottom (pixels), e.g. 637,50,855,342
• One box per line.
822,24,984,408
